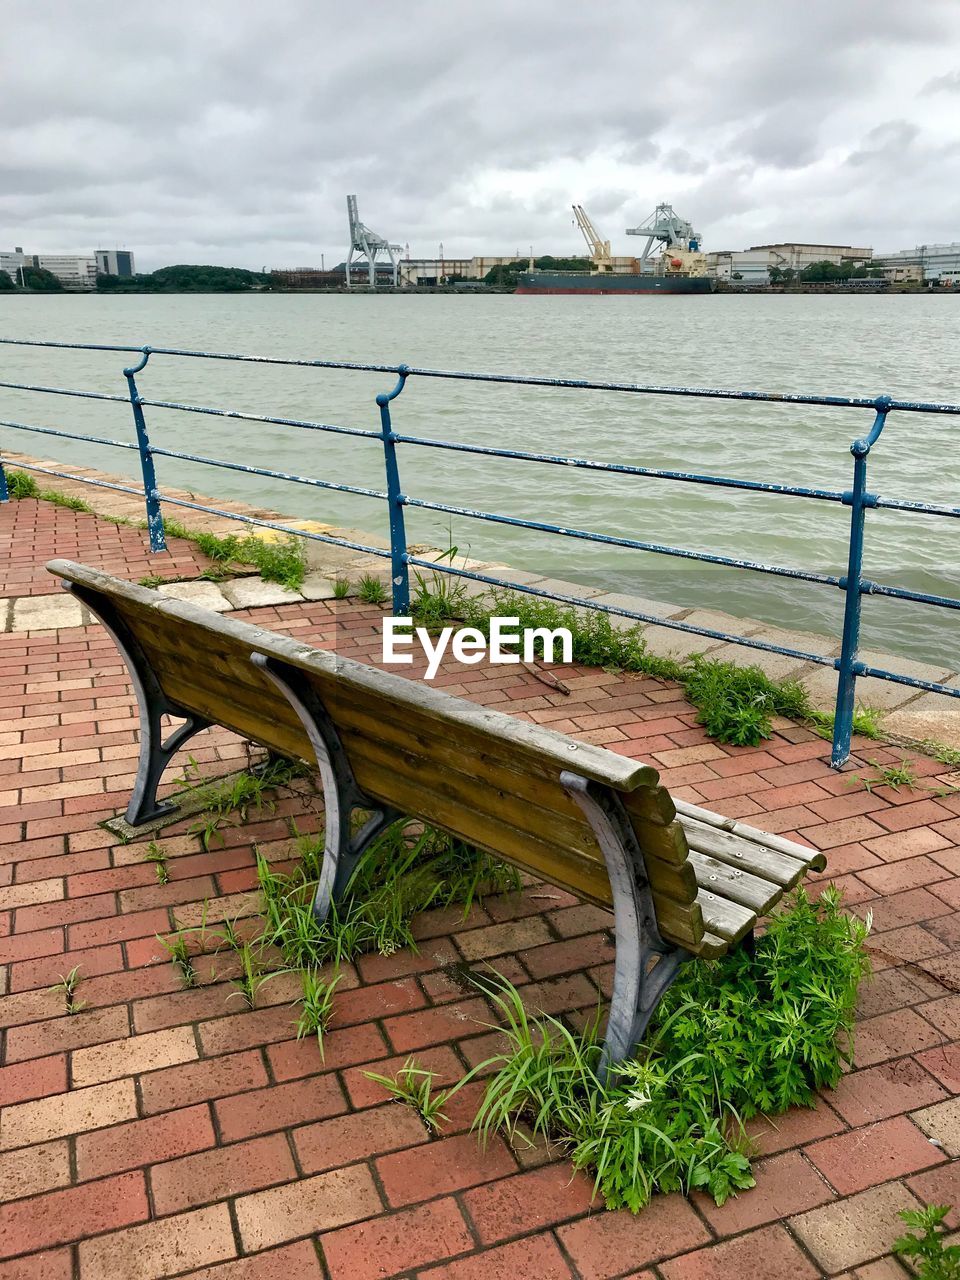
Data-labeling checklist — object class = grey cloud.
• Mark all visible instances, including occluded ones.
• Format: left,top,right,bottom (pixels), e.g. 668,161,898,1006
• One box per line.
1,0,959,268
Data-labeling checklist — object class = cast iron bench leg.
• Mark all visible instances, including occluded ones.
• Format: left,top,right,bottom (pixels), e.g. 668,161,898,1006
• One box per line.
561,771,689,1079
252,654,401,921
65,583,211,824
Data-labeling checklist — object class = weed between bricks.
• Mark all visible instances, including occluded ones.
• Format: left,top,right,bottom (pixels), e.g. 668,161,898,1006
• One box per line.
155,752,873,1215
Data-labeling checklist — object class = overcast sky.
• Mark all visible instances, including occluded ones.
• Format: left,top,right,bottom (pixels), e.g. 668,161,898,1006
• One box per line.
3,1,959,272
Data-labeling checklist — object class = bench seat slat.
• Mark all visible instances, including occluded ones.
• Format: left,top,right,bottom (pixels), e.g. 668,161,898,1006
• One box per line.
694,889,757,944
676,801,827,868
688,851,783,915
682,818,824,888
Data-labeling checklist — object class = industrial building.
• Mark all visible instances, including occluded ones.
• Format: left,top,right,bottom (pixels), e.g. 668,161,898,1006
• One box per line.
1,249,101,290
96,248,136,277
707,242,872,286
870,243,960,284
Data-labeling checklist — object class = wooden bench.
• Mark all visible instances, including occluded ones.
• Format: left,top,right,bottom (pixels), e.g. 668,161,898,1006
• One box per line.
50,559,827,1073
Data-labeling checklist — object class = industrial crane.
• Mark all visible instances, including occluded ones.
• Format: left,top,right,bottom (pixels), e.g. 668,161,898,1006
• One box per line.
625,204,701,273
572,204,613,273
346,195,402,288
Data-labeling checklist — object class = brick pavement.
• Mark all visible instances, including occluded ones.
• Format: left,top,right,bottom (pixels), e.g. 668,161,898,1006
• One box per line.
2,513,960,1276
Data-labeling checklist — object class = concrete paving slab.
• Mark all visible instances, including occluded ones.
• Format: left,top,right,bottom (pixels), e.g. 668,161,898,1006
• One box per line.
156,581,232,613
638,621,727,660
802,649,954,712
220,578,305,609
298,574,337,602
11,593,84,631
884,687,960,749
590,591,687,623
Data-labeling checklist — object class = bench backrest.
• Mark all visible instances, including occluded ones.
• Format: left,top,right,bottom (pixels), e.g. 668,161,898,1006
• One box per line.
49,559,706,951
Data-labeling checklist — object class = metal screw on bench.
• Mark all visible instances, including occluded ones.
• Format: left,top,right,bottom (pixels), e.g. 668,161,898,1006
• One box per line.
123,346,166,552
377,365,410,614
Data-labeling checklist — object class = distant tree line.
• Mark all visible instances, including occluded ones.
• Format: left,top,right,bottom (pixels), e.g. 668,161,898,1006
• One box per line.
97,264,270,292
769,261,884,285
483,256,592,287
1,265,64,290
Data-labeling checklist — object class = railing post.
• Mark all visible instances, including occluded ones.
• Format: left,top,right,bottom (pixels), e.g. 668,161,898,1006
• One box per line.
0,452,8,503
377,366,410,613
123,347,166,552
831,397,889,767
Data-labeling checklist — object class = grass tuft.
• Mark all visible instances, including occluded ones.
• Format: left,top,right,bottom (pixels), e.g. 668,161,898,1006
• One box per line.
364,1056,457,1133
468,887,870,1212
50,965,87,1015
357,574,388,605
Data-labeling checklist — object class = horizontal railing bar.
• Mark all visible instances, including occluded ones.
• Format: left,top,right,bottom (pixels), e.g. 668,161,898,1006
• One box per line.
864,581,960,611
3,461,147,499
404,556,838,667
0,380,130,404
0,420,139,451
391,432,846,502
402,496,841,586
138,397,380,440
857,664,960,698
155,492,392,559
874,496,960,519
147,445,388,500
2,338,958,413
0,338,145,354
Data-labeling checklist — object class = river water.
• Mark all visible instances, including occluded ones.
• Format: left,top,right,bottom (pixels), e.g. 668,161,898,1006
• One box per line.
1,292,958,666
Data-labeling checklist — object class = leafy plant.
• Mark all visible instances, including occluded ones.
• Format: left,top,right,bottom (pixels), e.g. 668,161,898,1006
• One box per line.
160,521,306,590
228,942,284,1009
138,574,166,589
144,841,170,884
255,822,520,972
40,489,92,513
296,970,340,1057
50,966,86,1015
7,469,39,498
894,1204,960,1279
333,577,351,599
855,757,918,793
410,544,470,631
357,574,388,605
364,1056,457,1133
680,657,809,748
468,887,870,1212
161,932,198,988
810,704,885,742
180,754,308,849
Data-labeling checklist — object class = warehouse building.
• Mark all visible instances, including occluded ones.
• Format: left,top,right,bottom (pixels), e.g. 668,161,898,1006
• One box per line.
707,241,872,285
871,243,960,283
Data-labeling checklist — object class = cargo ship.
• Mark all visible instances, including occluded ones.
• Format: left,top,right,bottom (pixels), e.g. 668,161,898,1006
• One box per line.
516,201,716,296
516,271,715,295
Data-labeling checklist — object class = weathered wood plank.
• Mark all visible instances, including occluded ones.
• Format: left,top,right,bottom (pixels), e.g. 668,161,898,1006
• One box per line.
689,851,782,914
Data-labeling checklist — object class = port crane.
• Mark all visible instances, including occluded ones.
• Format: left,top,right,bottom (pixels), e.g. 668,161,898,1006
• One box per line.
625,204,701,273
572,204,613,273
345,195,402,288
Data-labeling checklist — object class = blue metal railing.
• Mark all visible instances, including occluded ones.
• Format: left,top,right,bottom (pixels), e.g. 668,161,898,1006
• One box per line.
1,336,958,769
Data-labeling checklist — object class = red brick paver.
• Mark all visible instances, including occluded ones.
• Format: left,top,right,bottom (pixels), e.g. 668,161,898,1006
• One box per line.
3,502,960,1276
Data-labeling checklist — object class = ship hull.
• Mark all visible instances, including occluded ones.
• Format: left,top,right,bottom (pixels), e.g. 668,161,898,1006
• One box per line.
516,271,716,295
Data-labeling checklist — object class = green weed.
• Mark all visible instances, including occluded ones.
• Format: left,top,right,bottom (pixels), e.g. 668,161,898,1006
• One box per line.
854,757,918,793
357,574,388,605
144,841,170,883
228,942,284,1010
333,577,351,599
161,520,307,590
7,470,39,498
469,887,870,1212
179,755,308,850
296,970,340,1058
50,965,87,1015
894,1204,960,1279
255,822,520,972
161,933,198,988
138,574,166,589
40,489,92,513
364,1056,456,1133
410,545,470,631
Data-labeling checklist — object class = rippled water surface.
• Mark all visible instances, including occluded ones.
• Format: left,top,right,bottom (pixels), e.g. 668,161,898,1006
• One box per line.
1,292,958,665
